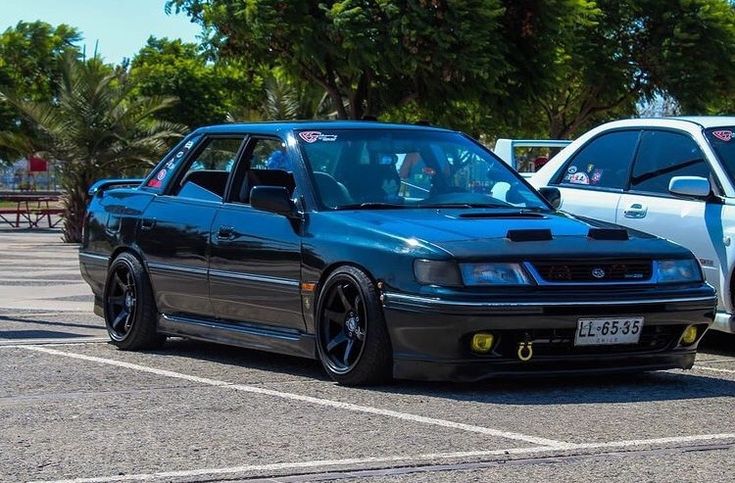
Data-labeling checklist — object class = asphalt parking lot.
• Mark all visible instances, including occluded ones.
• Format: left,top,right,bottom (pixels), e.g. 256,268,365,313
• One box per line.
2,228,735,482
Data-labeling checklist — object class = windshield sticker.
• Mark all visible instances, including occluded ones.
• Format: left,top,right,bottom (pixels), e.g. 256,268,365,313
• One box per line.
712,130,733,142
298,131,337,143
569,172,590,185
567,166,578,174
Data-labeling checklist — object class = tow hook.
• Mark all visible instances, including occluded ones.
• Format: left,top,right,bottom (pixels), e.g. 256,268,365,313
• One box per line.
517,341,533,362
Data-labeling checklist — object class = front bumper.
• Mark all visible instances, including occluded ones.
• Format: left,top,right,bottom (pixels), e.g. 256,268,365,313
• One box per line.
381,289,716,382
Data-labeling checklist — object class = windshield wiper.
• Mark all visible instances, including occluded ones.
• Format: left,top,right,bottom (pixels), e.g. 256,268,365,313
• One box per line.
336,202,407,210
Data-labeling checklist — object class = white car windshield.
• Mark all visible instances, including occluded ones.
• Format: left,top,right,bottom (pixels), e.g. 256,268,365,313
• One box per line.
296,128,549,210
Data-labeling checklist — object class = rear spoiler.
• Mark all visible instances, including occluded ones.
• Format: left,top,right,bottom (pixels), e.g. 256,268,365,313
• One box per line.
88,178,144,197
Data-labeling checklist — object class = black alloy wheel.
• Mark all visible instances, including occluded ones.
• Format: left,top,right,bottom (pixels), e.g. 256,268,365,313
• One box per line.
106,264,136,341
103,252,164,350
316,266,392,385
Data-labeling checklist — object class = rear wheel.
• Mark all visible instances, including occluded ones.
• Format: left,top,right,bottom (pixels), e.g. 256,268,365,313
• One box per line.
316,266,392,385
104,252,164,350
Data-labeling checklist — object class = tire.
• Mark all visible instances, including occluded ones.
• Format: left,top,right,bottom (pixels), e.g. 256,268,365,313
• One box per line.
315,266,392,385
103,252,165,350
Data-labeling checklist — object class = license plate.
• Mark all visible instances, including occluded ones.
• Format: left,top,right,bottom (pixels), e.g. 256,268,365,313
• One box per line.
574,317,644,346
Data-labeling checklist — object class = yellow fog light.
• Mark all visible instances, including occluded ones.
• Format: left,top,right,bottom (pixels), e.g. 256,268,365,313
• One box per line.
681,325,698,345
471,332,495,353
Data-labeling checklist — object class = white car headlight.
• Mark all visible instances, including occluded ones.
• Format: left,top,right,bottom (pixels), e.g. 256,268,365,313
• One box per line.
460,263,531,286
655,259,702,283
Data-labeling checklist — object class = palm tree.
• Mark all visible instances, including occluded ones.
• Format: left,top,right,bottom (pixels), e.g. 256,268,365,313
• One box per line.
227,72,337,122
0,54,184,242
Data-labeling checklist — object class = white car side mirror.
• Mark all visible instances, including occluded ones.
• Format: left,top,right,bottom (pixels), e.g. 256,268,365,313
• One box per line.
668,176,710,198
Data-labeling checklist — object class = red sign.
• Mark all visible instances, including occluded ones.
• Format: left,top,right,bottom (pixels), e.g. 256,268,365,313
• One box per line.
28,155,48,172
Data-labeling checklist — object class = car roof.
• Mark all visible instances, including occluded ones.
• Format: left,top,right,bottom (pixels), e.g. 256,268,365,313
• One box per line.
598,116,735,130
192,120,455,136
670,116,735,128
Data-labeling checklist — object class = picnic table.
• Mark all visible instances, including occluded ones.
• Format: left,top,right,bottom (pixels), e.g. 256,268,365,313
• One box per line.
0,194,64,228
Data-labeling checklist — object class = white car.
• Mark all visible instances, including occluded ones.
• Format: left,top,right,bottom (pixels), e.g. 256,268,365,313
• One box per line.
531,117,735,333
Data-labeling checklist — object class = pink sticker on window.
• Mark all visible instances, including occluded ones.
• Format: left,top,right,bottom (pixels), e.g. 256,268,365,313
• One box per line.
298,131,337,143
299,131,322,143
713,130,733,142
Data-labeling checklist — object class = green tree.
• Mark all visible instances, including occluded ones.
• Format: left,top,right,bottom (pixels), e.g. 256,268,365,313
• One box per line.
513,0,735,138
0,21,81,163
130,36,259,128
167,0,508,120
0,54,185,242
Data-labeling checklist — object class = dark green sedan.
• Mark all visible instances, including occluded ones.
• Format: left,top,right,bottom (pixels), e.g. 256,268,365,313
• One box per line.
79,121,716,385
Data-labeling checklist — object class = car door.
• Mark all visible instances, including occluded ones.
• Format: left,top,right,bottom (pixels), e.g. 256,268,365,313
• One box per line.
208,136,305,330
136,134,246,318
551,130,640,222
615,129,721,288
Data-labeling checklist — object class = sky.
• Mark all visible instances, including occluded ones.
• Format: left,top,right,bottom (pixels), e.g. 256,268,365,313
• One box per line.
2,0,202,64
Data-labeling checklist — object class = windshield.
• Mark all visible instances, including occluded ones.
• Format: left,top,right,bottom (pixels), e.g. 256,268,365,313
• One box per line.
705,127,735,183
296,129,548,210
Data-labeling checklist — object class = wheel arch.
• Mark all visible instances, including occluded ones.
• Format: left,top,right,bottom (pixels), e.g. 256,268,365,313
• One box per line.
109,244,146,268
314,261,381,313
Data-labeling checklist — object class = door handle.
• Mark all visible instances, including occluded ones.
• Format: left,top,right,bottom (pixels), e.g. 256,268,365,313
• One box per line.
140,218,156,230
623,203,647,219
216,225,236,240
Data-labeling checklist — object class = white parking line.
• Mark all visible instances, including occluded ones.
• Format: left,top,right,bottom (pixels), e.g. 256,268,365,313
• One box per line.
30,433,735,483
20,345,566,448
693,365,735,375
0,337,108,347
571,433,735,450
30,447,556,483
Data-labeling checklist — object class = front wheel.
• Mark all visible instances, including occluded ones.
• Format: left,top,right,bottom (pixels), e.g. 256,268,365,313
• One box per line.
316,266,392,385
103,252,165,350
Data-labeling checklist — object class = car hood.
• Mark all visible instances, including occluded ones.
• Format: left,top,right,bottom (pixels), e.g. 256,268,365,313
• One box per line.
327,209,691,259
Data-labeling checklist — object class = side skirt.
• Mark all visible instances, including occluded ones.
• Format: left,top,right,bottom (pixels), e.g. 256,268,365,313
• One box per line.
157,313,317,360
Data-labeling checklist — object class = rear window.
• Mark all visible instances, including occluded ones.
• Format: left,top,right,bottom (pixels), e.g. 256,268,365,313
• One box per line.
145,135,201,191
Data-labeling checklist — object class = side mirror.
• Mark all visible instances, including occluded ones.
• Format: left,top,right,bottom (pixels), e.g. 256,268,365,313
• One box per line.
668,176,711,198
250,186,297,217
538,186,561,209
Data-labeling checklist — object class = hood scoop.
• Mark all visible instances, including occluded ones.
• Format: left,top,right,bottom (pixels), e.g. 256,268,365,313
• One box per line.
506,229,553,242
457,211,546,219
588,228,629,240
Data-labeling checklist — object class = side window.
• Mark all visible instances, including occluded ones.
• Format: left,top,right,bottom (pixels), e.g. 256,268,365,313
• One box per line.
176,136,245,201
248,138,289,170
229,137,295,204
629,130,710,195
556,130,639,189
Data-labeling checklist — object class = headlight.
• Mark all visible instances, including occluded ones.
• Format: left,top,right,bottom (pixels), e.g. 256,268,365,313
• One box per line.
460,263,531,286
655,259,702,283
414,259,462,286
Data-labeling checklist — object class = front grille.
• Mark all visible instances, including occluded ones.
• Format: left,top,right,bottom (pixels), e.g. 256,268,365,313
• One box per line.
531,260,652,283
490,325,682,358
